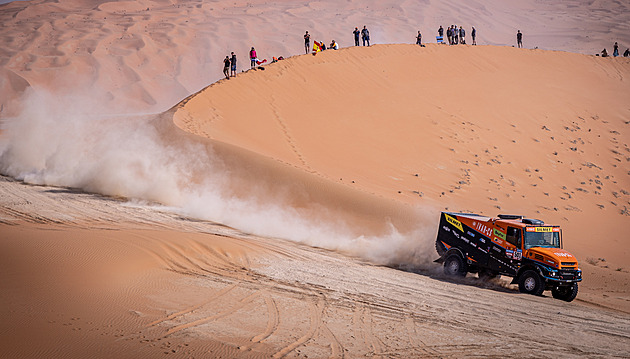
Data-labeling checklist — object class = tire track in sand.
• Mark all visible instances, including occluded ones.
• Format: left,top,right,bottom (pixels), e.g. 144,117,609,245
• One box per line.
271,297,324,358
164,290,263,336
404,316,440,357
319,319,344,359
146,283,239,328
352,303,385,358
239,293,280,352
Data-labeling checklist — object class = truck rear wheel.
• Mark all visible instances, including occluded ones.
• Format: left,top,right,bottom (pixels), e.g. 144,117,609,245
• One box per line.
444,254,467,277
551,283,578,302
518,270,545,296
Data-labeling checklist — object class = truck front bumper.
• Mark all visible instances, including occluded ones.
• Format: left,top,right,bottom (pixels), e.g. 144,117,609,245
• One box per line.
544,268,582,283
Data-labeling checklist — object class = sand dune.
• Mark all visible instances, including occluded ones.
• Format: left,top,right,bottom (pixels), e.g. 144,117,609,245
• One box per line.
1,0,629,115
1,0,630,357
175,43,630,263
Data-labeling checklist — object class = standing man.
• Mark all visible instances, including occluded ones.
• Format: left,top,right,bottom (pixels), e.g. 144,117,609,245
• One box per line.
459,26,465,45
223,55,230,79
361,26,370,46
471,26,476,45
353,27,360,46
517,30,523,48
416,31,422,46
438,25,444,38
454,25,459,44
230,52,237,77
304,31,311,54
249,47,257,69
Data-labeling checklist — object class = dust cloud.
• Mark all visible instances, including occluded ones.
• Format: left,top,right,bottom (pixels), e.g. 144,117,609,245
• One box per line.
0,88,438,268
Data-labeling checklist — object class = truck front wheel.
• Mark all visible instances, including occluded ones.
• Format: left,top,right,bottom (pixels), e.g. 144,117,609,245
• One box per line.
444,254,467,277
551,283,578,302
518,270,545,296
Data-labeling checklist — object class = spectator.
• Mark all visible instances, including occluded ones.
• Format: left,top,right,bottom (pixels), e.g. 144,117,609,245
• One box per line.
230,52,237,77
353,27,360,46
438,25,444,38
447,26,452,45
330,40,339,50
613,42,619,57
471,27,476,45
601,48,608,57
249,47,257,68
624,48,630,57
517,30,523,48
361,26,370,46
223,55,230,79
459,26,465,45
416,31,422,46
453,25,459,44
304,31,311,54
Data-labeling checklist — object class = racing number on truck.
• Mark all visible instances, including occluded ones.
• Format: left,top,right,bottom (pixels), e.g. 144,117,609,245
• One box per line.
472,221,493,237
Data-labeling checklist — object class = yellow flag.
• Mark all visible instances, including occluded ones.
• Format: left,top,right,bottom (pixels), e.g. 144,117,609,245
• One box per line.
313,41,322,53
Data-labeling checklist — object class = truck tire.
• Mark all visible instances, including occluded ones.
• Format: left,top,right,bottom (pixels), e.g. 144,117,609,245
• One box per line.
518,270,545,296
444,253,467,277
551,283,578,302
435,239,447,256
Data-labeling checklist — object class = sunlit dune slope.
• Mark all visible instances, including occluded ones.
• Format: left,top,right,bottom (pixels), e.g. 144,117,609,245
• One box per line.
173,44,630,267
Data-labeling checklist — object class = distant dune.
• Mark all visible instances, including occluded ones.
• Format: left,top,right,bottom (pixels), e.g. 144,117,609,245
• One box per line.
1,0,629,115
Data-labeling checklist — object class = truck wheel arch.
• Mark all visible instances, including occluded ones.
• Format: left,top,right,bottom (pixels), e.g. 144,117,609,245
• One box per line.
444,247,465,261
514,264,544,283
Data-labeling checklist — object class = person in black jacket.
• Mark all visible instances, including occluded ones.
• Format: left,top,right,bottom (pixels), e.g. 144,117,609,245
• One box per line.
223,56,230,79
304,31,311,54
353,27,360,46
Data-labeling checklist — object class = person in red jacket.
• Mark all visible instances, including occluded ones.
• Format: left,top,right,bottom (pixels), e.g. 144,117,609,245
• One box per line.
249,47,257,69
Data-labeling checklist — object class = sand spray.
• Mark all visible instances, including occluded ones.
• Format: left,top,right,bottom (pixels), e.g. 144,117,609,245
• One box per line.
0,88,438,269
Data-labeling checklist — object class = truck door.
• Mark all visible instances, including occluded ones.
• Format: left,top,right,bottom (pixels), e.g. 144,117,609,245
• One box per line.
505,226,524,262
487,224,519,275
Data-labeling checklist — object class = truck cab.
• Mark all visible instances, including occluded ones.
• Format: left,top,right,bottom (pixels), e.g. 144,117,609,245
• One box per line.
435,212,582,301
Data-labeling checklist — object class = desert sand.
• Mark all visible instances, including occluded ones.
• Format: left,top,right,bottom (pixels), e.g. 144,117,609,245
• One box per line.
1,0,630,358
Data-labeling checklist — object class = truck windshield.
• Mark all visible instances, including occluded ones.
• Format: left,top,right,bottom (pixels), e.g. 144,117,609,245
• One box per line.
524,231,561,249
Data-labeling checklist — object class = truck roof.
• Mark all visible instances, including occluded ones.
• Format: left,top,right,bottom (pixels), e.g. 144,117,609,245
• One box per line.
443,211,559,228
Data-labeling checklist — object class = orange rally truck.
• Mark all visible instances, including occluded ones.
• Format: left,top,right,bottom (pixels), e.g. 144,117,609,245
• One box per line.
435,212,582,302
